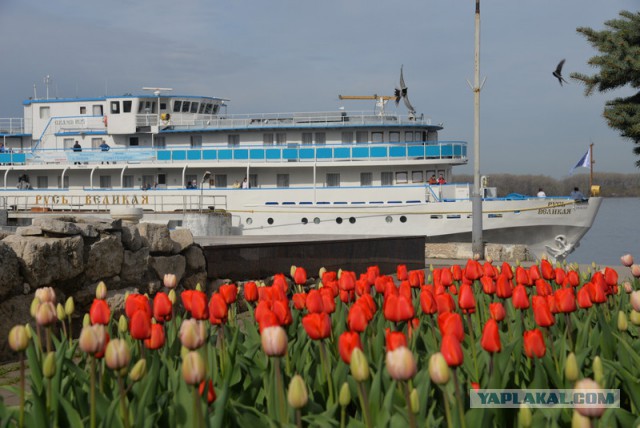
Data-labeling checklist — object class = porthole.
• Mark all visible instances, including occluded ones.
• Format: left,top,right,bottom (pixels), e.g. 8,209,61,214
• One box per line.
313,217,320,224
336,217,343,224
400,216,407,223
246,217,253,225
349,217,356,224
385,216,393,223
267,218,274,225
301,217,308,224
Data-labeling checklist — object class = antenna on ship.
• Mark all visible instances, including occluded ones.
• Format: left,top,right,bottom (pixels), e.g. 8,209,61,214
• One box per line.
44,75,52,100
338,94,395,116
143,87,173,149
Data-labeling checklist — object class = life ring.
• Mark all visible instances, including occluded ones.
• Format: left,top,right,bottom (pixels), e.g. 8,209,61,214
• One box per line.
103,116,108,126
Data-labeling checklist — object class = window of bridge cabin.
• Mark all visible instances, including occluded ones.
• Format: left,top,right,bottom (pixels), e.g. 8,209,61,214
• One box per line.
390,131,400,142
277,174,290,188
157,174,166,186
191,136,203,148
404,131,414,142
276,133,287,145
381,171,393,185
80,106,86,115
199,103,206,114
263,133,274,145
181,102,191,113
372,132,383,143
39,106,50,119
360,172,372,186
57,176,70,189
249,174,258,188
63,138,74,149
302,133,312,145
190,102,199,114
93,105,103,116
204,104,214,114
91,138,102,149
356,131,368,144
123,101,132,113
123,175,133,188
99,176,112,189
315,132,326,145
395,171,408,184
129,137,139,146
227,135,239,147
142,175,154,187
37,176,48,189
110,102,120,114
326,173,340,187
341,131,353,144
412,171,424,183
155,136,166,148
214,174,227,188
160,102,167,111
173,101,182,112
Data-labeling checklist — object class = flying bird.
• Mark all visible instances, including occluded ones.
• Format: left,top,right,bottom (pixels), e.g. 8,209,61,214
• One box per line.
394,65,416,118
553,59,568,86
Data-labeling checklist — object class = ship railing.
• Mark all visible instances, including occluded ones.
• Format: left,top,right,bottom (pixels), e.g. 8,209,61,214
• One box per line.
0,118,25,135
136,111,433,129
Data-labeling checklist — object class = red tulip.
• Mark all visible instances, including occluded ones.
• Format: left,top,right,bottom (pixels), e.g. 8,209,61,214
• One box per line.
357,293,376,318
577,285,593,309
385,329,407,351
408,270,425,288
338,331,362,364
435,293,455,314
534,279,553,297
603,267,618,287
523,329,546,358
374,276,389,294
529,265,541,282
306,290,324,313
512,285,530,310
355,278,371,296
272,299,292,326
95,332,110,359
483,261,496,278
322,270,338,284
496,274,513,299
272,273,289,293
130,309,152,340
407,317,420,339
153,292,173,323
547,295,559,314
294,267,308,285
480,319,501,353
540,259,555,281
420,288,437,314
566,270,580,287
437,312,464,342
219,284,238,304
208,293,227,324
452,264,463,281
587,281,607,304
464,259,482,281
320,287,336,313
339,289,355,304
480,276,496,295
396,264,408,281
458,284,476,313
302,312,332,340
347,303,368,332
532,295,555,327
90,299,111,325
554,268,566,286
500,262,513,280
144,323,166,350
257,308,279,333
339,271,356,291
515,267,531,286
125,294,151,319
554,288,576,313
292,292,307,311
190,290,209,320
199,379,217,404
441,334,464,367
366,265,380,285
440,268,453,287
383,293,414,323
489,302,506,322
244,281,259,302
324,280,339,297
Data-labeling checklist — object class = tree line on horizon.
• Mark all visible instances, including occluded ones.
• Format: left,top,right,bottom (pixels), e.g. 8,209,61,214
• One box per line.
452,172,640,198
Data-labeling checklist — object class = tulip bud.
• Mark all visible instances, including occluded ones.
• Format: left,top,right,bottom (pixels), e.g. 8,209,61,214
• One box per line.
261,326,288,357
182,351,206,385
43,352,56,379
56,303,66,321
518,404,532,428
339,382,351,407
623,281,633,294
410,388,419,414
429,352,450,385
630,310,640,326
617,311,628,332
8,325,29,352
565,352,579,382
105,339,131,371
290,265,297,278
592,356,604,387
180,346,189,359
64,297,75,317
117,315,128,334
195,283,202,292
35,287,56,304
621,254,634,267
83,313,90,327
386,346,417,381
168,289,177,305
129,359,147,382
631,264,640,278
95,281,107,300
349,348,370,382
338,268,343,279
30,298,40,318
24,324,33,339
318,267,327,278
572,409,591,428
163,273,178,289
630,291,640,312
287,374,308,409
79,324,105,354
35,301,57,326
574,378,605,418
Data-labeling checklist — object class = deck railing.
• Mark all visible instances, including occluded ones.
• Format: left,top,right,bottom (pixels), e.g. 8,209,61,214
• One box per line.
0,118,25,135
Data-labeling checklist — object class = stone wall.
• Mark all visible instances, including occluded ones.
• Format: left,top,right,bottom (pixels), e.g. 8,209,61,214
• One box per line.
0,216,207,362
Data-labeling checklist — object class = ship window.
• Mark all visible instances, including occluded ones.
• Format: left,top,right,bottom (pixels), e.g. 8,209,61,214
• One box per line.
372,132,383,143
336,217,343,224
39,106,50,119
190,102,199,114
315,132,326,145
326,173,340,187
91,138,102,149
129,137,139,146
93,105,103,116
249,174,258,188
37,176,48,189
214,174,227,188
99,176,112,189
227,135,239,146
263,133,274,145
277,174,290,188
191,136,203,148
349,217,356,224
123,175,134,188
173,101,182,112
142,175,154,188
302,133,312,145
213,104,220,114
276,133,287,145
185,175,197,188
301,218,308,224
356,131,368,144
63,138,74,149
160,102,167,110
412,171,424,183
204,104,213,114
360,172,372,186
395,171,408,184
123,100,132,113
404,131,414,142
199,103,206,114
80,106,87,114
57,175,70,189
400,216,407,223
381,171,393,185
182,102,190,113
110,101,120,114
155,136,166,148
157,174,166,185
390,131,400,142
341,131,353,144
268,218,274,225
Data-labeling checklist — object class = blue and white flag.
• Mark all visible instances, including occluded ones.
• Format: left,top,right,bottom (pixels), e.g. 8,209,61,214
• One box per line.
569,147,591,175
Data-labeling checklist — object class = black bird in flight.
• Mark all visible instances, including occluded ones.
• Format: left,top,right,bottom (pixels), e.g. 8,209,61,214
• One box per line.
553,59,568,86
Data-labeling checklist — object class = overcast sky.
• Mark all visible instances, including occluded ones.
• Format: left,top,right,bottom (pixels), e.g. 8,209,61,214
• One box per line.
1,0,638,178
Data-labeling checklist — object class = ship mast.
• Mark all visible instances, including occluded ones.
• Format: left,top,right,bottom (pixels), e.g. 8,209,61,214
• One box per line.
470,0,484,259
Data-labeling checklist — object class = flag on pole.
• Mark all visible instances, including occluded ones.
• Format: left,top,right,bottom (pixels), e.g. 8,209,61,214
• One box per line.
569,147,591,175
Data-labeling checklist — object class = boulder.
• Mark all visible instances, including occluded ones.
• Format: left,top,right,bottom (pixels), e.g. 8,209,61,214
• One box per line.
121,224,143,251
170,228,194,253
149,255,186,283
182,271,209,291
32,218,82,236
0,242,22,300
137,223,176,253
16,226,43,236
120,247,150,285
3,234,84,286
0,294,34,362
85,235,124,281
184,245,206,271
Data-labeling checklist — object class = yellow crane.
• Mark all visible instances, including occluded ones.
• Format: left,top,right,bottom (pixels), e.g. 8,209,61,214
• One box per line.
338,94,395,115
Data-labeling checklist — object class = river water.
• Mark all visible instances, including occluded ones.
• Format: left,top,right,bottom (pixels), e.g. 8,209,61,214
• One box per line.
567,197,640,266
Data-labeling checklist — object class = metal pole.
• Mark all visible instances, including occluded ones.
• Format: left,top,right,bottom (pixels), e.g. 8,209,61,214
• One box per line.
589,142,594,192
471,0,484,259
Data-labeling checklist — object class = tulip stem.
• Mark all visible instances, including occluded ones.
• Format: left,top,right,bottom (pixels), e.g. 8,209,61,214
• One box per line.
319,340,335,405
274,357,287,424
118,375,130,428
442,387,454,428
465,314,479,381
544,328,560,376
90,357,96,428
340,405,346,428
68,318,73,346
402,381,417,428
452,369,467,428
357,381,372,428
295,409,302,428
564,313,574,351
193,387,204,428
19,353,25,428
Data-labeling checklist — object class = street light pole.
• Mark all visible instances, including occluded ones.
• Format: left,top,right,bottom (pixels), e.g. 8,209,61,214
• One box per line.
471,0,484,259
200,171,211,214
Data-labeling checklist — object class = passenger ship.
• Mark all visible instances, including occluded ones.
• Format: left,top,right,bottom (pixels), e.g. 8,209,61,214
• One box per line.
0,88,601,260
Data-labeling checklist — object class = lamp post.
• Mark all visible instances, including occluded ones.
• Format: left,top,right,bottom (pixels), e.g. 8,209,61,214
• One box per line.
200,171,211,214
470,0,484,259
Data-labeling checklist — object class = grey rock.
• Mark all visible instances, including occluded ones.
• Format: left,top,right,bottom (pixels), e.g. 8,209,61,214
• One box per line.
85,235,124,281
137,223,175,253
121,224,143,251
120,247,150,284
32,218,82,236
149,254,186,282
182,271,209,291
170,228,194,253
0,294,33,363
16,226,43,236
0,242,23,300
75,222,99,238
184,245,206,272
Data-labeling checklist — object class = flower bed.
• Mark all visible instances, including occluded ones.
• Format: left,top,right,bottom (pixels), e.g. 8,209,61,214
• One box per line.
3,257,640,427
